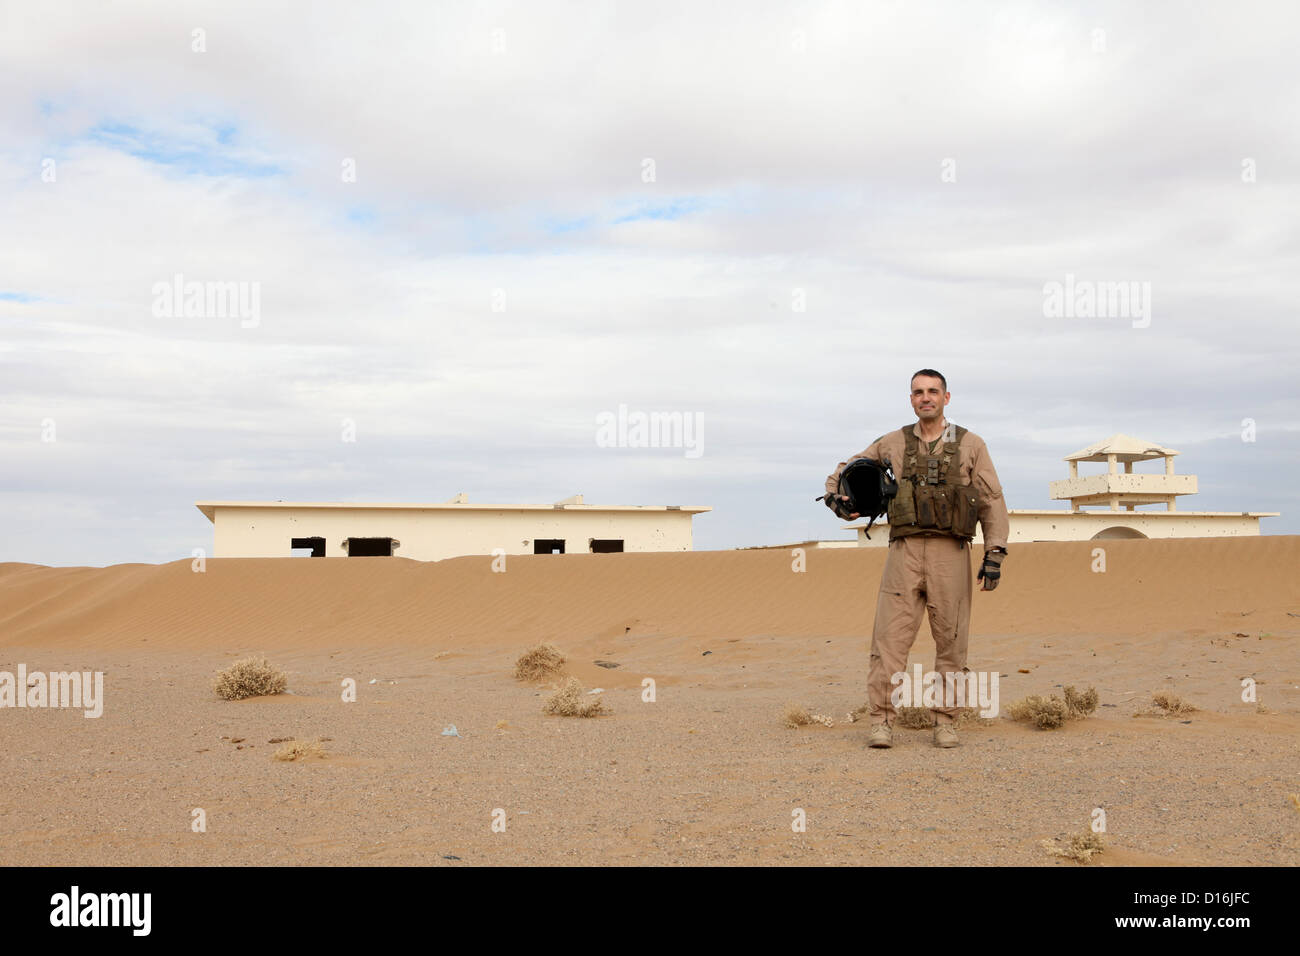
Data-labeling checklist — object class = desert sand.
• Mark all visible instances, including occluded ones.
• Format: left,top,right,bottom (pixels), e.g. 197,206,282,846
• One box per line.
1,536,1297,866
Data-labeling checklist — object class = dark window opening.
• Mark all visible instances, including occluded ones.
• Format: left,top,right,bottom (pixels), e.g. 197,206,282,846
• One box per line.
590,539,624,553
346,537,395,557
533,539,565,554
290,536,326,557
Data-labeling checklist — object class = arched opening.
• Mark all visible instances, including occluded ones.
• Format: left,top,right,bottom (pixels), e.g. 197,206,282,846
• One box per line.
1091,526,1147,540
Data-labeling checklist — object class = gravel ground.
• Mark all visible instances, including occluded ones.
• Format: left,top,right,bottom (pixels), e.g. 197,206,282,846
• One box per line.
2,629,1296,866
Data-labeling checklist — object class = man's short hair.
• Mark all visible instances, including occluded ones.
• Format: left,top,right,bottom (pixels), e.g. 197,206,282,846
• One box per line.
911,368,947,392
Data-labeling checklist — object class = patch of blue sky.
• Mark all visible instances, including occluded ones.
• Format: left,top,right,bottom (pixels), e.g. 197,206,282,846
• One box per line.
0,292,40,303
612,196,707,224
346,206,377,226
541,214,594,235
87,121,283,178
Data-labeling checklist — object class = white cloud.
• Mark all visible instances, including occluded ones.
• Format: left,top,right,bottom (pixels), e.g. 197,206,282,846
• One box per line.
0,0,1296,565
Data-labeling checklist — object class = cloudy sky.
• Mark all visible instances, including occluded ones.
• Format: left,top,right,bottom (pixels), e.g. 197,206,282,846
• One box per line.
2,0,1297,567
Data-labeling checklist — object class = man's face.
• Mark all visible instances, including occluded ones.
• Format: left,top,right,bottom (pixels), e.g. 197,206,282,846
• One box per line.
910,376,949,423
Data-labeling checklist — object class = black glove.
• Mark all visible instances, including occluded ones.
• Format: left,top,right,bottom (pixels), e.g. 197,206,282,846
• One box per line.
820,493,857,521
977,549,1006,590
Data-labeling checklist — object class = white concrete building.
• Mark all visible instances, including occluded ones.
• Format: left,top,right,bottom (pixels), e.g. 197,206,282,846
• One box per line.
196,494,710,560
839,433,1278,547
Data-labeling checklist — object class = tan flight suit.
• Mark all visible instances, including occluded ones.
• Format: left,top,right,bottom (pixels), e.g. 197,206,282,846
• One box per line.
825,419,1010,726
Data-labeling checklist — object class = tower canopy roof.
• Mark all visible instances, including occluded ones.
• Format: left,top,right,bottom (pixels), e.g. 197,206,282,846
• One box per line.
1063,433,1179,463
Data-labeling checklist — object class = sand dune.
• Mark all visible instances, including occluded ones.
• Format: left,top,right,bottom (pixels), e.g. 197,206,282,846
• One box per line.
1,537,1297,866
3,536,1297,652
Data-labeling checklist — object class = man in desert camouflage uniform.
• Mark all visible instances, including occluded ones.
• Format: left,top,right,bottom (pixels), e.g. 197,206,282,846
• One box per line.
824,369,1009,749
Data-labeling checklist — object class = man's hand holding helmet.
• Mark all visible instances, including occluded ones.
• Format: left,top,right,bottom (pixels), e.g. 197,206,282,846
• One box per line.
824,494,859,521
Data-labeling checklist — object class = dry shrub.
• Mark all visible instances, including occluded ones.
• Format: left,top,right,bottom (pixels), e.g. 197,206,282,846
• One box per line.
781,703,812,728
543,677,608,717
1008,695,1070,729
1152,691,1196,714
1063,685,1099,718
272,738,325,761
1042,831,1105,863
213,655,287,700
514,642,566,681
895,706,934,729
1134,691,1198,717
1008,685,1099,729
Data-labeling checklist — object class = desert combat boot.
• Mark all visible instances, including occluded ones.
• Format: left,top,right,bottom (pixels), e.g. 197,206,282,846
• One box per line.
868,722,893,748
934,722,958,748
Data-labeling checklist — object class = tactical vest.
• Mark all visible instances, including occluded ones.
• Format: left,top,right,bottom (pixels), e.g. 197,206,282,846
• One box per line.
885,424,981,542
